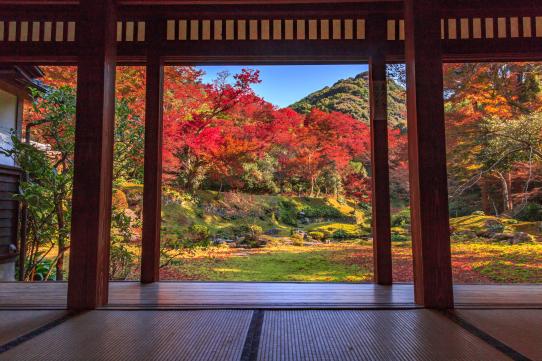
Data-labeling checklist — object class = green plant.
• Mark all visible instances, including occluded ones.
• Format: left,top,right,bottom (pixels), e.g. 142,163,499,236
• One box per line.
187,224,212,246
30,259,54,281
391,208,411,227
391,233,408,242
515,203,542,222
110,208,137,280
309,231,325,240
291,233,305,246
357,201,371,212
110,241,135,280
301,205,343,219
332,229,348,239
246,224,263,241
4,132,72,281
233,224,264,246
278,199,298,226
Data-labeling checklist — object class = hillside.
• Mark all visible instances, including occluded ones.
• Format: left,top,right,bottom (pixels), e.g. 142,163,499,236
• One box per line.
290,71,407,130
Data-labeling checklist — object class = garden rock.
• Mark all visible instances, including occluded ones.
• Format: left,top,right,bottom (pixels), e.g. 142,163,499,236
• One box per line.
453,230,477,239
477,219,504,237
493,233,514,241
214,238,235,245
124,208,139,224
511,232,533,244
264,228,280,236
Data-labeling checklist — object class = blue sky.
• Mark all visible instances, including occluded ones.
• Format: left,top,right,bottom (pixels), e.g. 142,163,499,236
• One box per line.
199,65,368,108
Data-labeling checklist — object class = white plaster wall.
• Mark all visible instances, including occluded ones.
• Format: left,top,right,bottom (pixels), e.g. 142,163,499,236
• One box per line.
0,88,17,167
0,262,15,281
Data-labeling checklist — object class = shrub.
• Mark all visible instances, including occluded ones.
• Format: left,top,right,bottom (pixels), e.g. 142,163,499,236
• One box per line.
278,199,298,226
391,208,411,227
233,224,264,242
110,241,135,279
515,203,542,222
357,202,371,212
246,224,263,241
215,229,234,239
301,205,343,219
110,208,137,279
112,190,129,209
309,231,325,240
391,233,409,242
31,259,54,281
291,233,304,246
187,224,211,247
332,229,348,239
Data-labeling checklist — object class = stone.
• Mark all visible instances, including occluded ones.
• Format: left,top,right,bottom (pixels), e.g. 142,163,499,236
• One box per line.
510,232,534,244
493,233,514,241
214,238,235,245
264,228,280,236
477,219,505,237
484,219,504,234
453,230,477,239
124,208,139,223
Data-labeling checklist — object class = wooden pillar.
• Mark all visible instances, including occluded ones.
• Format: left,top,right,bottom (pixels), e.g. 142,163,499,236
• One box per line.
368,14,392,285
141,20,164,283
404,0,454,308
369,55,392,285
67,0,116,310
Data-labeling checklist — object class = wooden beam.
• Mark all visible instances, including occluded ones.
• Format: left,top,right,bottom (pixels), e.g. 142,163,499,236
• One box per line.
404,0,453,309
2,1,542,63
67,0,117,310
368,14,392,285
141,20,164,283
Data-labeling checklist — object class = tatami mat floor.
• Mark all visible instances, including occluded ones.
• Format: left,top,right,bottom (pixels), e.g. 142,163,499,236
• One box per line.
1,308,540,360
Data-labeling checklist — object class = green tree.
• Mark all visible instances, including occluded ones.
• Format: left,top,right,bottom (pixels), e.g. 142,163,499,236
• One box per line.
478,113,542,213
4,80,146,280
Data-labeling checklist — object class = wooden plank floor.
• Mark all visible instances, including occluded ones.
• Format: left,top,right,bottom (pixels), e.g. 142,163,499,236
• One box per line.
0,282,541,309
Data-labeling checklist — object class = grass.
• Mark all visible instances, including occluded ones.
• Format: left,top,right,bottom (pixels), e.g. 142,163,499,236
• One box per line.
449,214,538,234
160,242,373,282
156,238,542,284
453,242,542,283
102,186,542,284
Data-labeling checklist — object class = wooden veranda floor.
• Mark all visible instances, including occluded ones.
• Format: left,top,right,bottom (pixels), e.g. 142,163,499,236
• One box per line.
1,282,541,309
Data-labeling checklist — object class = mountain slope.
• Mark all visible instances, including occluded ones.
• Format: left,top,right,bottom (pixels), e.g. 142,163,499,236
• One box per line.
290,72,407,130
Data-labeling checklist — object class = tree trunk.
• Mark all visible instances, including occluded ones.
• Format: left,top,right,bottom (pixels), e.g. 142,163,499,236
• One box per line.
507,172,514,210
55,199,65,281
480,176,491,214
496,171,512,213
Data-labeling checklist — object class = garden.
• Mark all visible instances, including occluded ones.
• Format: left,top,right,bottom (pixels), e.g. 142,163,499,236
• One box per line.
7,63,542,284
